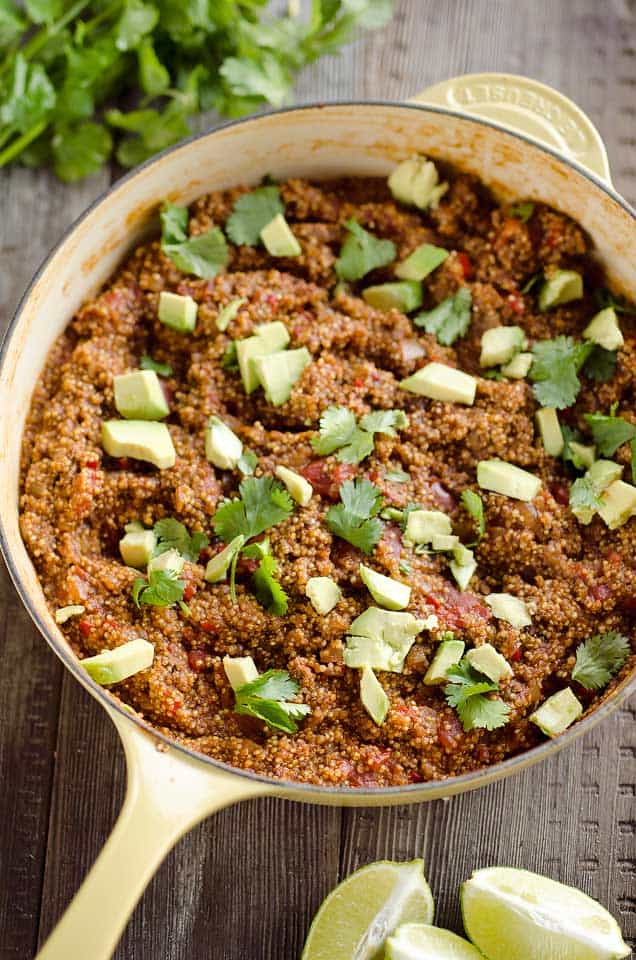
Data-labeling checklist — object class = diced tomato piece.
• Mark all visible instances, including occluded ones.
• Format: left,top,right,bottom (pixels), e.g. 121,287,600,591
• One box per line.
200,620,218,633
457,252,472,279
183,583,196,602
510,644,523,662
353,377,365,388
439,586,491,629
300,460,357,501
507,291,525,315
78,619,91,638
86,458,99,469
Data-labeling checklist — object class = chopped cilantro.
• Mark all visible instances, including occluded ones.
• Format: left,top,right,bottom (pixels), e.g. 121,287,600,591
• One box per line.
359,409,409,436
572,631,630,690
414,287,472,346
335,219,396,282
132,568,185,608
326,478,384,555
461,490,485,545
221,340,239,371
160,202,229,278
594,288,632,314
253,553,289,616
225,186,284,246
521,273,542,294
140,354,173,376
312,405,408,465
529,336,592,409
238,449,259,476
234,670,310,734
216,298,246,332
509,202,535,222
583,411,636,456
212,476,294,544
153,518,208,562
444,660,510,732
569,476,602,513
399,560,411,575
561,425,589,471
312,406,357,455
583,346,617,383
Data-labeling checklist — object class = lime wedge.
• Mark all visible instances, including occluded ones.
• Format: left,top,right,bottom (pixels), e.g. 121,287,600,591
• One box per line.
386,923,485,959
461,867,630,960
300,859,434,960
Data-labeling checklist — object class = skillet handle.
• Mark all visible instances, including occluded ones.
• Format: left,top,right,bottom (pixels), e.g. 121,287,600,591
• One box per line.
35,707,269,960
410,73,612,186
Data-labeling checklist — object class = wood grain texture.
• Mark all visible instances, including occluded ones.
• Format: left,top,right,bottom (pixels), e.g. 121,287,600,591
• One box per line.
1,1,635,958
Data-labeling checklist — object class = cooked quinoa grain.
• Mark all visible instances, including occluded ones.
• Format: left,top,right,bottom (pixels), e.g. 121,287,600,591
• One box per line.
20,170,636,788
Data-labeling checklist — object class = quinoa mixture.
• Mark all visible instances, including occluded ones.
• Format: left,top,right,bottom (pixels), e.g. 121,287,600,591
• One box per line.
20,166,636,788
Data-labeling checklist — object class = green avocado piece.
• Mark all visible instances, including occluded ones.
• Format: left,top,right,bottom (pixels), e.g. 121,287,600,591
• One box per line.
275,465,313,506
119,529,157,569
55,604,86,624
101,420,176,469
500,351,533,379
423,638,465,685
216,297,246,332
148,547,184,576
530,687,583,737
363,281,423,314
535,407,564,457
466,643,514,682
395,243,448,281
582,307,624,351
235,320,290,393
431,533,460,552
400,362,476,405
537,270,583,311
80,638,154,685
260,213,302,257
205,416,243,470
598,480,636,529
404,509,452,545
222,654,258,691
479,326,527,368
113,370,169,421
360,666,389,726
306,576,342,615
205,535,245,583
587,459,623,494
344,607,426,673
388,156,448,209
485,593,532,628
449,553,477,591
568,441,596,470
359,563,411,611
253,347,311,406
477,459,541,501
158,291,197,332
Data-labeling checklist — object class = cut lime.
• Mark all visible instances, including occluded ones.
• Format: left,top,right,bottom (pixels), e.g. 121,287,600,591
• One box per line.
300,859,434,960
461,867,630,960
386,923,485,959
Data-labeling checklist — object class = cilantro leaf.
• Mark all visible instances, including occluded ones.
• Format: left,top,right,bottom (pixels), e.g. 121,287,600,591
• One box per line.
359,409,409,437
137,38,170,96
312,406,408,465
335,219,396,282
569,476,602,514
583,346,617,383
454,696,511,732
52,121,112,182
253,554,289,616
159,200,228,278
509,202,535,222
414,287,472,346
583,412,636,456
461,490,485,545
225,186,284,246
132,568,185,608
326,478,384,555
220,54,291,109
595,288,632,314
0,53,56,133
160,201,188,244
140,355,173,377
114,0,158,52
237,449,259,476
529,336,593,409
444,660,510,732
221,341,239,371
337,428,375,465
153,518,208,563
234,669,310,733
0,1,26,46
213,476,294,543
572,631,630,690
312,406,357,455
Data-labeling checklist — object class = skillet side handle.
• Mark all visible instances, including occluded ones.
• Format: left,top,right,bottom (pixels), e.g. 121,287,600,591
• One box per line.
35,708,270,960
410,73,612,186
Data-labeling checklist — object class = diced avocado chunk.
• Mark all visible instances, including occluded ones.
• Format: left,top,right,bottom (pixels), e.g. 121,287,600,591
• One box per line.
388,156,448,210
275,465,313,506
205,535,245,583
538,269,583,311
101,420,175,469
423,638,465,685
452,543,474,567
205,416,243,470
431,533,460,551
148,547,184,576
253,347,311,406
588,459,623,494
216,297,246,332
119,529,157,569
400,362,476,405
223,654,258,691
306,576,341,615
466,643,514,682
395,243,448,281
158,291,197,332
583,307,624,351
260,213,302,257
359,563,411,611
80,638,154,685
500,351,533,379
236,321,290,393
477,459,542,501
405,509,452,545
568,441,596,470
530,687,583,737
55,604,86,624
345,607,426,673
485,592,532,628
114,370,169,421
360,666,389,725
449,544,477,591
536,407,564,457
598,480,636,529
363,281,423,314
479,326,526,368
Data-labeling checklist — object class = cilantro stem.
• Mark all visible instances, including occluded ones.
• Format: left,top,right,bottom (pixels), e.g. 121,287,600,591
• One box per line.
0,124,16,152
229,548,240,604
0,0,94,77
0,120,47,167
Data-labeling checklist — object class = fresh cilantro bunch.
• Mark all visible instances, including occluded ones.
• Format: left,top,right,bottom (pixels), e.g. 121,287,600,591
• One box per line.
152,517,208,562
312,405,408,464
233,669,310,734
571,631,629,690
326,477,384,554
414,287,472,346
335,219,396,281
0,1,393,181
444,660,510,732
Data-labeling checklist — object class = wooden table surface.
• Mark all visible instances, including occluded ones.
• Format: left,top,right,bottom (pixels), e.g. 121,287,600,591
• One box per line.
1,2,635,958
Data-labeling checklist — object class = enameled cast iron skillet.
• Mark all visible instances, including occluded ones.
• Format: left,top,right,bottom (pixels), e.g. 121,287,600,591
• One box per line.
0,74,635,959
